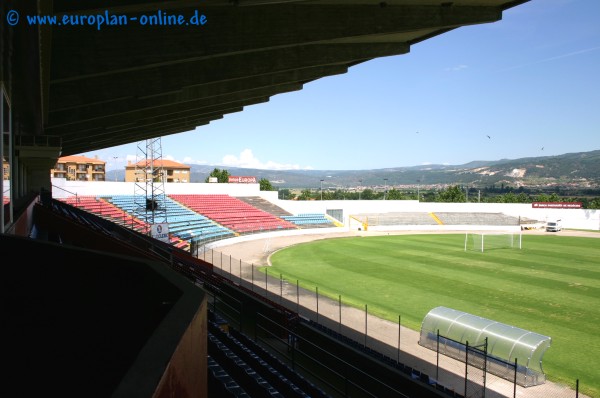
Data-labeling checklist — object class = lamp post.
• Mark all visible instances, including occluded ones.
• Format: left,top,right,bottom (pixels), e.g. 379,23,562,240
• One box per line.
113,156,118,181
383,178,388,200
358,179,362,201
320,179,324,201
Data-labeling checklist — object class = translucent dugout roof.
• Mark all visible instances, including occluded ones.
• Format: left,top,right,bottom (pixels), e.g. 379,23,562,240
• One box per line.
419,306,552,386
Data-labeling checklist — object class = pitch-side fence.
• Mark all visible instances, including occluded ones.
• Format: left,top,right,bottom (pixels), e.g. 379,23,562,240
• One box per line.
196,246,587,398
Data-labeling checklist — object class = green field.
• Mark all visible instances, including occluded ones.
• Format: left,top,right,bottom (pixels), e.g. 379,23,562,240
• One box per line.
267,233,600,398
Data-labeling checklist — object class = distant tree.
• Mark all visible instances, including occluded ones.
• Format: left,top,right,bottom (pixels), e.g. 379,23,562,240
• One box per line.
516,192,530,203
589,197,600,209
536,193,550,202
297,189,314,201
534,192,561,202
332,190,345,200
259,178,274,191
361,189,375,200
437,185,466,202
386,188,405,200
278,188,295,200
421,191,436,202
204,168,230,183
500,192,519,203
499,192,529,203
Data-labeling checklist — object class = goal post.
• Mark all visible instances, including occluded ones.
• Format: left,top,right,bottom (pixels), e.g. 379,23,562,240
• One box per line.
464,231,522,252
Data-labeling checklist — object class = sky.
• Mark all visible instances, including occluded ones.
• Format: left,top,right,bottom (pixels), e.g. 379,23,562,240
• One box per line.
81,0,600,172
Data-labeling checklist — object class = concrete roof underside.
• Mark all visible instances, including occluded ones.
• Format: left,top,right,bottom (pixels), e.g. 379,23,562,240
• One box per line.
41,0,530,156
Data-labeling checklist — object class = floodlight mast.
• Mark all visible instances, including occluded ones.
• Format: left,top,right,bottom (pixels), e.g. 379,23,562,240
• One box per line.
320,179,324,200
383,178,388,200
113,156,118,181
133,137,167,234
358,179,362,200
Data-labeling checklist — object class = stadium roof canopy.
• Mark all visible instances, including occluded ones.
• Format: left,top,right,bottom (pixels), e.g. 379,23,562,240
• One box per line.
418,306,551,387
4,0,530,158
2,0,532,199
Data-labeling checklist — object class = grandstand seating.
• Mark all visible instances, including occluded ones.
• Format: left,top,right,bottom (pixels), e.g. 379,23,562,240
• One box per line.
58,195,148,232
56,195,222,250
102,195,235,245
208,330,286,398
434,212,519,226
236,196,293,218
353,212,438,226
353,212,519,227
170,194,298,234
207,355,251,397
281,213,336,228
208,312,329,398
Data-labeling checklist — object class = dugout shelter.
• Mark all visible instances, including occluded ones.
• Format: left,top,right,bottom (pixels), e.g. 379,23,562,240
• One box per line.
419,306,551,387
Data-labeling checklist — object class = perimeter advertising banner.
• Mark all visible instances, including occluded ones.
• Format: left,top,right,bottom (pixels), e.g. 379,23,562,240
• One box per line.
532,202,582,209
151,223,169,242
228,176,257,183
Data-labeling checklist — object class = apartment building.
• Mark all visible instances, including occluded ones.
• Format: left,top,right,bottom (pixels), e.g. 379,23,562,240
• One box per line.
51,155,106,181
2,157,8,180
125,159,191,183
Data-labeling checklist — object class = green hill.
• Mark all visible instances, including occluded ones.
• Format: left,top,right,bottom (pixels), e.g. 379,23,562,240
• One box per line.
187,149,600,189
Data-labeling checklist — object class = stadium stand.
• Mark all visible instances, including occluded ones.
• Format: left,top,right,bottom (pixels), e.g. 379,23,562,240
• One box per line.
433,212,519,226
57,195,192,249
236,196,293,218
281,213,337,228
208,330,286,398
170,194,298,234
353,212,439,226
208,313,326,398
87,194,236,245
353,212,519,227
60,195,135,224
207,355,252,398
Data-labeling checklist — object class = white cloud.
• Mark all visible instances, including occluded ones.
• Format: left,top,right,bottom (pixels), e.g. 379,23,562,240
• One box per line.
221,149,312,170
182,156,208,165
166,155,208,165
499,45,600,72
445,64,468,72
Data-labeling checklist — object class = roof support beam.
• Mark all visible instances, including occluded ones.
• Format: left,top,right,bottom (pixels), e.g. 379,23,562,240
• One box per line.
49,42,409,109
48,65,347,125
50,4,501,81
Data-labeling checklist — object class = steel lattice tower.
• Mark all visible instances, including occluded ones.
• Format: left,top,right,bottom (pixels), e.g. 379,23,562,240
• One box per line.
133,138,168,234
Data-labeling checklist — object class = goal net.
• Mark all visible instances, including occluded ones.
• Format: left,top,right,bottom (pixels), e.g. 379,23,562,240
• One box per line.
464,231,522,252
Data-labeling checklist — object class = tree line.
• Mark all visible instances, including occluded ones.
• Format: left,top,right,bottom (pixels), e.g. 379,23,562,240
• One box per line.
205,168,600,209
277,185,600,209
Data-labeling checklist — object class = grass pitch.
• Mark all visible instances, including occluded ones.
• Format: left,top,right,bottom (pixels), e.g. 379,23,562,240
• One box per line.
267,233,600,398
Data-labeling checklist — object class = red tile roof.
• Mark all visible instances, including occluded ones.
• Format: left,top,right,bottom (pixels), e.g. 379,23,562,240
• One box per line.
58,155,105,164
126,159,190,169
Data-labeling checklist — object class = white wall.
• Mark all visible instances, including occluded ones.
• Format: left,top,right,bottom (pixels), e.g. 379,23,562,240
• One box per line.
50,179,600,231
274,199,600,231
51,179,262,198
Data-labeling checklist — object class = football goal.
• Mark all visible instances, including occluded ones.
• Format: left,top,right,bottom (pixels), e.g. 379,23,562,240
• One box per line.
464,231,522,252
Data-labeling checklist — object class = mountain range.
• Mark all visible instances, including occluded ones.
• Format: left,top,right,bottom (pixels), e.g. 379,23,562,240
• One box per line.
187,150,600,190
107,150,600,190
